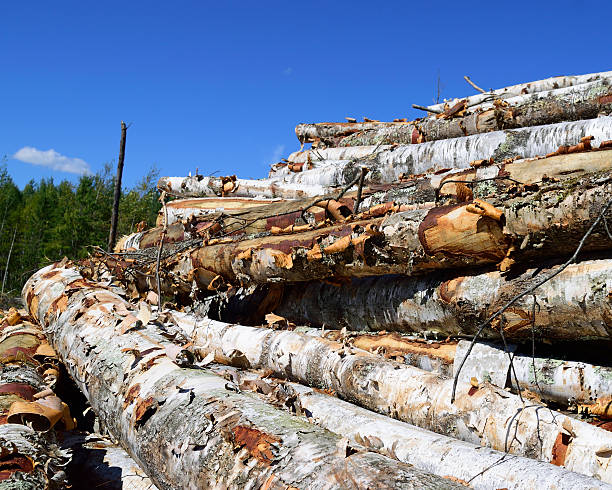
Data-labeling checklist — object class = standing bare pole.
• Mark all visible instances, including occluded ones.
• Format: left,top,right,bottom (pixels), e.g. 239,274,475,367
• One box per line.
107,121,127,251
1,226,17,295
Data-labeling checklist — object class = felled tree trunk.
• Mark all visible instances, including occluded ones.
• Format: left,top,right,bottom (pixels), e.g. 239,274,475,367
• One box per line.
171,315,612,482
427,70,612,113
157,197,284,226
118,171,611,297
281,117,612,188
274,258,612,340
297,79,612,147
0,424,70,489
280,382,610,490
63,432,158,490
23,263,463,490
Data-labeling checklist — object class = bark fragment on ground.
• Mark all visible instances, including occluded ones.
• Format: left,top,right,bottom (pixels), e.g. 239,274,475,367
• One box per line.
23,263,464,490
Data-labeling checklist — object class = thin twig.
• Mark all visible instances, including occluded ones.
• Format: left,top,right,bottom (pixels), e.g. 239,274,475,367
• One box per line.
412,104,443,115
156,192,168,309
530,295,542,395
451,197,612,403
498,314,523,403
353,168,369,214
435,176,524,202
464,75,487,94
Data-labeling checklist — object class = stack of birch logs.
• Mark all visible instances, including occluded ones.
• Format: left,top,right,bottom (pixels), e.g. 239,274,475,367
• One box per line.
22,71,612,488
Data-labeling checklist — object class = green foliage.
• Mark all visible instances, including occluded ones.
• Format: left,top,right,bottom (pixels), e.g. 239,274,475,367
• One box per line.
0,164,161,295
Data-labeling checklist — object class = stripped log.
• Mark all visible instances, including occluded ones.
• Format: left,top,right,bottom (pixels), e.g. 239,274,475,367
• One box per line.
274,258,612,340
297,79,612,147
0,424,70,489
23,263,463,490
427,70,612,113
171,315,612,481
63,432,158,490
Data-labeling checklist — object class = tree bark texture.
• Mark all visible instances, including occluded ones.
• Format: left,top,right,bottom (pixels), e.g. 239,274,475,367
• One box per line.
172,315,612,482
279,117,612,190
426,70,612,113
280,381,611,490
273,258,612,340
63,432,158,490
108,121,127,252
23,263,463,490
157,118,612,199
0,424,70,489
296,79,612,147
157,197,284,226
111,171,612,298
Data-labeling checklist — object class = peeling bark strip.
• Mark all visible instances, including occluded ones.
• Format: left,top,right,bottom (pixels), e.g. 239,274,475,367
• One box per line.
0,424,70,489
275,258,612,340
427,70,612,113
282,383,611,490
175,317,612,481
23,264,463,490
297,79,612,147
63,432,158,490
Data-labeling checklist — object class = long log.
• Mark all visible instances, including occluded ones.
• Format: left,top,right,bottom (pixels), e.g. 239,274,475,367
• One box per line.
282,381,611,489
281,117,612,186
273,258,612,340
23,263,463,489
171,315,612,481
63,432,158,490
207,365,611,489
157,196,284,226
120,171,612,296
427,70,612,113
297,79,612,147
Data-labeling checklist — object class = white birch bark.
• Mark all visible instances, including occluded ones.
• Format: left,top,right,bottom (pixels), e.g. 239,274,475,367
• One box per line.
427,71,612,112
23,263,463,490
174,316,612,482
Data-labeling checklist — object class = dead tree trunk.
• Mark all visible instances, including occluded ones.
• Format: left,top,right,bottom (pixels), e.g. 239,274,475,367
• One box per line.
108,121,127,252
23,263,463,490
170,315,612,482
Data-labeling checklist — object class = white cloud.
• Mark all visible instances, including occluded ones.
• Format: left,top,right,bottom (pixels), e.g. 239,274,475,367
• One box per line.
13,146,92,175
283,67,293,76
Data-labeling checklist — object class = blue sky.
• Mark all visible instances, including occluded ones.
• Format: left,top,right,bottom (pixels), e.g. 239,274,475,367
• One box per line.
1,1,611,188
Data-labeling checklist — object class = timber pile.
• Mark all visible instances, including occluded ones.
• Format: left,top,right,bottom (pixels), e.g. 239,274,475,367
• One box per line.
16,71,612,488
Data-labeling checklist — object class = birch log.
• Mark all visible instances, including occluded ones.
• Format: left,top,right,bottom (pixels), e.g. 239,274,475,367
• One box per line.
63,432,158,490
158,119,612,199
427,70,612,113
0,424,70,489
173,316,612,482
156,197,284,226
274,258,612,340
123,171,612,295
283,382,611,490
297,78,612,147
23,263,463,490
281,117,612,187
